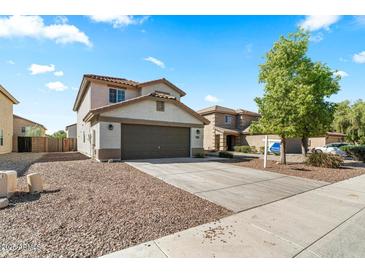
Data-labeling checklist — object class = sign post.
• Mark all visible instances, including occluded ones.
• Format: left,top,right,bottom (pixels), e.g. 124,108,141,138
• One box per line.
264,135,268,168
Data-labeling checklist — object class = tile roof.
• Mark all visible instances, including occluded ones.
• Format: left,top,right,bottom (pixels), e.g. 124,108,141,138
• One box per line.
84,74,139,87
197,105,260,117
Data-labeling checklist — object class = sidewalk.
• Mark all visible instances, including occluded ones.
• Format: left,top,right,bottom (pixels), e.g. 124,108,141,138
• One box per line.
103,174,365,258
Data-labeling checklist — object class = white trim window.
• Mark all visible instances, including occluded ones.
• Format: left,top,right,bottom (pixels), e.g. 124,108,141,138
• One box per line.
224,115,232,124
0,129,4,146
109,88,125,103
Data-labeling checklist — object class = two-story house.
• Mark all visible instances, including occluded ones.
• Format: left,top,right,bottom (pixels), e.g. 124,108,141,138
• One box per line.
198,105,302,153
197,105,260,151
0,85,19,154
13,114,47,137
73,74,209,161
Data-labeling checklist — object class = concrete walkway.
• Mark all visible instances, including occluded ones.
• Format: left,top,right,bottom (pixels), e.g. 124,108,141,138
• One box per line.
126,158,328,212
104,174,365,258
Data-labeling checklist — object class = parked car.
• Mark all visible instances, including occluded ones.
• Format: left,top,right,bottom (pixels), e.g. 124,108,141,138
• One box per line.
313,142,349,157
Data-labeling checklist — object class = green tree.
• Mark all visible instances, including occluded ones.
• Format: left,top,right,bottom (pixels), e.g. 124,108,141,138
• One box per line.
52,130,67,139
332,100,351,134
251,29,340,163
334,100,365,144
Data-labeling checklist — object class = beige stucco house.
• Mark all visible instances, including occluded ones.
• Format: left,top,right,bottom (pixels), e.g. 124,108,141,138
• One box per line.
73,74,209,161
308,132,346,150
13,114,47,137
198,105,302,153
0,85,19,154
65,123,77,138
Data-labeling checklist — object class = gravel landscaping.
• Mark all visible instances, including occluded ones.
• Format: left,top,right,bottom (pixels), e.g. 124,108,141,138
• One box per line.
232,158,365,183
0,153,231,258
0,153,46,175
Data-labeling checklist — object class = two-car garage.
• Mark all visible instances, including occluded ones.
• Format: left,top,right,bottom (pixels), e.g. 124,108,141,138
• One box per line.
120,124,190,160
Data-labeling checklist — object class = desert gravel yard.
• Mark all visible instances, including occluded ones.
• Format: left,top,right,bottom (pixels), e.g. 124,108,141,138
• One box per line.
0,153,231,257
0,153,46,175
233,158,365,183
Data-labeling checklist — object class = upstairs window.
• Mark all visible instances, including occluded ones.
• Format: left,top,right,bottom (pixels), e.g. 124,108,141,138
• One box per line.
109,88,125,103
225,115,232,124
21,127,26,133
156,101,165,112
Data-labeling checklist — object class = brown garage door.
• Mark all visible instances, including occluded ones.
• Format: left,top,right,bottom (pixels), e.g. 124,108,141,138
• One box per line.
121,124,190,160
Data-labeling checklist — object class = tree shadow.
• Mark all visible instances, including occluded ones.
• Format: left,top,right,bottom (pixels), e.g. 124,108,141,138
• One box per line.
8,188,61,205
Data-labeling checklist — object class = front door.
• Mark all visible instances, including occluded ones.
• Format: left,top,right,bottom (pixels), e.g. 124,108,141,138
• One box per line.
226,135,234,151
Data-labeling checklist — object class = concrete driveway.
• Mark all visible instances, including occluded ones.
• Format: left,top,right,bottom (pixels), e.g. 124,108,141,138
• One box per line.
126,157,328,212
105,174,365,258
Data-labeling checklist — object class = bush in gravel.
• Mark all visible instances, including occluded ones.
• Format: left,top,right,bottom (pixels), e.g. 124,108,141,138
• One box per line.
259,146,265,154
340,145,365,162
234,145,251,153
194,152,205,158
219,151,233,158
306,152,344,168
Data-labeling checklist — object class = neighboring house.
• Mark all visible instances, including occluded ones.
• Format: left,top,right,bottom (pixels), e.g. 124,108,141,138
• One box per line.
73,74,209,161
13,114,47,137
197,105,261,151
0,85,19,154
65,123,77,138
308,132,346,150
198,105,302,153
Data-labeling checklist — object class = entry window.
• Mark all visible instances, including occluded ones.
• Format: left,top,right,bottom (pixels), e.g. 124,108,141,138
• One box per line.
0,129,3,146
225,115,232,124
109,88,125,103
156,101,165,112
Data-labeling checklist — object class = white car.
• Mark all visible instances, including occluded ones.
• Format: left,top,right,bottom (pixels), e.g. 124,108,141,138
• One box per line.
314,142,348,157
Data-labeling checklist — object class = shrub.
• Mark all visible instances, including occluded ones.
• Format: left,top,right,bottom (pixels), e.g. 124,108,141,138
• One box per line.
194,152,205,158
341,145,365,162
233,145,253,153
306,152,344,168
259,146,265,154
218,151,234,158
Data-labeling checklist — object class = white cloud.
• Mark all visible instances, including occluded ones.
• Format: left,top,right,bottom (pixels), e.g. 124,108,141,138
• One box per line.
204,95,219,103
309,32,324,43
353,51,365,64
54,70,64,77
46,81,68,91
0,15,91,47
299,15,341,31
6,60,15,65
144,56,165,68
354,16,365,25
89,15,149,28
28,64,55,75
334,70,349,78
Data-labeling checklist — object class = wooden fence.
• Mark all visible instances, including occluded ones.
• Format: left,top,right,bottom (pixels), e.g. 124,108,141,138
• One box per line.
13,136,77,153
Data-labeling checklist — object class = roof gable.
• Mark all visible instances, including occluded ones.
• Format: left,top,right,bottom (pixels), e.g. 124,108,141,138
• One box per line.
73,74,187,111
0,85,19,104
83,92,209,125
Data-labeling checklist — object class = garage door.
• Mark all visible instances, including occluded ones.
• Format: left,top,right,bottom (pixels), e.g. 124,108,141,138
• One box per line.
121,124,190,160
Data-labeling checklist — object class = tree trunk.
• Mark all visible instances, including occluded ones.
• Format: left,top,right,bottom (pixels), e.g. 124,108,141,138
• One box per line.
280,136,287,165
301,136,309,156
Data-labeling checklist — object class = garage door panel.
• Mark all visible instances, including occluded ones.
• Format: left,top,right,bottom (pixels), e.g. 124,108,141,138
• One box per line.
121,124,190,160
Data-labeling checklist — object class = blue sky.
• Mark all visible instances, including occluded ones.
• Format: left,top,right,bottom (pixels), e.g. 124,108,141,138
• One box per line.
0,15,364,133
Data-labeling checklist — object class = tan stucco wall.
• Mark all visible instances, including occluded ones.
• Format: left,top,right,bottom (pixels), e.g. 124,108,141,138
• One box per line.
0,93,14,154
101,100,203,125
90,82,139,109
13,116,46,137
77,86,92,156
140,83,181,100
201,113,216,150
66,124,77,138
